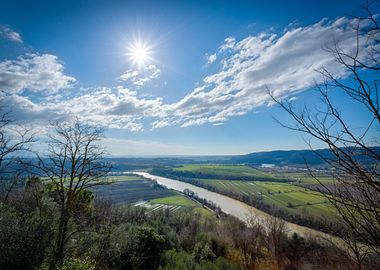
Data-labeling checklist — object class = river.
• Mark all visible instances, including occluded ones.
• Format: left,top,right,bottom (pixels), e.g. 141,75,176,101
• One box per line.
133,171,345,246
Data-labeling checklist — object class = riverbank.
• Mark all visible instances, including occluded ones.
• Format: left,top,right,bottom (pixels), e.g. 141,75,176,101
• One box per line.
134,171,347,249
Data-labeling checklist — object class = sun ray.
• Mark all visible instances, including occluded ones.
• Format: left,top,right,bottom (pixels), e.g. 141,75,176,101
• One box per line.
127,40,152,68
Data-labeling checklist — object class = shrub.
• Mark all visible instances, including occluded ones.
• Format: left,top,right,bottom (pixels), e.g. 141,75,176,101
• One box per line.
0,205,51,270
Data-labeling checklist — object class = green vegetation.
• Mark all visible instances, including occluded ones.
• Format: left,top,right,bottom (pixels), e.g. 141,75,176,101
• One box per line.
107,174,145,182
91,178,215,219
174,164,272,178
192,207,216,219
150,194,215,219
174,164,335,184
0,205,51,270
0,188,357,270
151,195,197,206
151,164,340,234
275,172,335,184
200,179,333,217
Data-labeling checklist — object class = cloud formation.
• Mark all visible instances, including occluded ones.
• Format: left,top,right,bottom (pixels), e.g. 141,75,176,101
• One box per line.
0,54,76,94
154,16,374,128
1,16,374,132
205,53,217,64
120,64,161,86
0,25,22,43
0,87,163,132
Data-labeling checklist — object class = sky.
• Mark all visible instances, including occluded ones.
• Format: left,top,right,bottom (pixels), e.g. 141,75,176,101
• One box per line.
0,0,378,156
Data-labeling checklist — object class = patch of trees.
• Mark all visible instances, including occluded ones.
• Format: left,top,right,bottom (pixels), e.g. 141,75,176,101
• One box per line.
2,180,376,270
184,188,223,215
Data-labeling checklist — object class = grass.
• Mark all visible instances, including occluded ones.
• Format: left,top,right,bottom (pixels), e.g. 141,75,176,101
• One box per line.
41,174,144,184
275,172,335,184
192,207,216,219
174,164,274,179
171,164,335,219
174,164,335,184
150,194,215,219
200,179,334,218
150,195,197,206
106,175,144,182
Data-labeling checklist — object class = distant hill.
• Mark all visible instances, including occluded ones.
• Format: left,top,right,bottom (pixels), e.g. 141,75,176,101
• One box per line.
228,147,380,167
106,147,380,170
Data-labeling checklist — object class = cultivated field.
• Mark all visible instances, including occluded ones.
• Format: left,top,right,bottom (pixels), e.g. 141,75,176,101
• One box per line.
91,175,214,218
169,164,335,219
201,179,333,217
91,175,174,204
174,164,271,177
173,164,334,184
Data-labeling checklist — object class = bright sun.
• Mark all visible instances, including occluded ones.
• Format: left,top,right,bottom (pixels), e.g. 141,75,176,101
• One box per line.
127,41,152,67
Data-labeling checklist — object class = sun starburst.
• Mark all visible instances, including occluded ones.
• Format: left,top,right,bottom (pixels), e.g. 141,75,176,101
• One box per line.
127,40,152,68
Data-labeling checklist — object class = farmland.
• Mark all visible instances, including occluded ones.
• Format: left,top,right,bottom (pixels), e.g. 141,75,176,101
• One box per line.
141,194,215,218
200,179,333,217
173,164,272,178
91,176,175,205
91,175,214,217
150,195,197,206
172,164,334,184
150,164,338,231
93,165,337,230
172,164,285,181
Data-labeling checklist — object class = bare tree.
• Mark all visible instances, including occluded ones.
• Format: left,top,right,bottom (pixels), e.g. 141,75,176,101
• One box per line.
270,0,380,258
0,108,35,202
35,119,111,269
264,216,287,267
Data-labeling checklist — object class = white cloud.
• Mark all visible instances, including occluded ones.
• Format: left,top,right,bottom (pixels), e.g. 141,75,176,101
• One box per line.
0,25,22,43
58,87,165,131
205,53,217,64
1,86,164,132
151,119,171,129
120,64,161,86
153,16,377,128
220,37,236,51
0,93,68,124
2,16,376,133
0,54,76,94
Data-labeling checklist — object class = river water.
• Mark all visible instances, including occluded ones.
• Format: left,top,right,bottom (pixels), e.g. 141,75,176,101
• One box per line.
133,171,343,245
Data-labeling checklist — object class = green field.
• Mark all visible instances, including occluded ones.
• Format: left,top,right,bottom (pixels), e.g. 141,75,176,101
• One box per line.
106,174,145,181
173,164,334,184
93,175,214,218
200,179,333,217
151,195,197,206
99,167,335,220
173,164,272,177
174,164,269,176
149,194,214,218
174,164,275,179
169,164,336,219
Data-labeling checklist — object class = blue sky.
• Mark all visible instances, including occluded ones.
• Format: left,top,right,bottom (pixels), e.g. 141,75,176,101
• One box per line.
0,0,377,155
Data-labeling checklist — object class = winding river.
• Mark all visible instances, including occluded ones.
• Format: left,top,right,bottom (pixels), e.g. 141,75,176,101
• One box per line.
133,171,344,246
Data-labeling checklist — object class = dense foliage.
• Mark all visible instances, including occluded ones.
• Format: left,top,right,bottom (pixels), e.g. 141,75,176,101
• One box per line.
1,177,378,270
